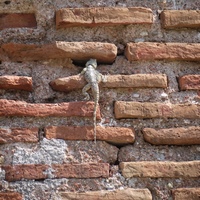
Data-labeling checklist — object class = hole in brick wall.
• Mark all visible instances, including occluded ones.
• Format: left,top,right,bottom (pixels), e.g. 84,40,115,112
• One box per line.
0,61,2,65
4,1,11,4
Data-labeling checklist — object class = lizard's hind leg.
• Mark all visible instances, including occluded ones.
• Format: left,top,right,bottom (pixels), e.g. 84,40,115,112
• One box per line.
82,84,91,101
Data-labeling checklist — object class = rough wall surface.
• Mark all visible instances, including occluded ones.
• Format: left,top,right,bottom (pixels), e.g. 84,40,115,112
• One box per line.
0,0,200,200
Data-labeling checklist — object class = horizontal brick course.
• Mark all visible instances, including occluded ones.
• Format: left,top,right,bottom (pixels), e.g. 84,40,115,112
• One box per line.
161,10,200,29
0,127,38,144
2,163,109,181
0,192,22,200
143,126,200,145
0,75,32,91
179,75,200,91
1,42,117,63
45,126,135,144
56,7,153,28
172,188,200,200
0,13,37,30
114,101,200,119
125,42,200,61
59,188,152,200
120,161,200,178
0,99,101,119
50,74,167,92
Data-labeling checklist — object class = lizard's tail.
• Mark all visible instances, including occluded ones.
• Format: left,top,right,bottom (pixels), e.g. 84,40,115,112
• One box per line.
93,100,97,144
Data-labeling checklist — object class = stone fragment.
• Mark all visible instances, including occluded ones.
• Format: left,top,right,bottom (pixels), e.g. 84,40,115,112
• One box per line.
0,75,32,91
114,101,200,119
120,161,200,178
45,126,135,144
179,75,200,91
161,10,200,29
1,42,117,63
50,74,167,92
56,7,153,28
0,99,101,119
0,192,22,200
172,188,200,200
143,126,200,145
125,42,200,61
0,127,38,144
0,13,37,30
59,188,152,200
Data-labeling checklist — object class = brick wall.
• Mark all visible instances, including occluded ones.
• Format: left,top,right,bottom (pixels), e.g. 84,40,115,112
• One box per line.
0,0,200,200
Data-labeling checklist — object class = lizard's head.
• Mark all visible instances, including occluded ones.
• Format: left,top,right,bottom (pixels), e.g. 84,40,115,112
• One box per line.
86,58,97,69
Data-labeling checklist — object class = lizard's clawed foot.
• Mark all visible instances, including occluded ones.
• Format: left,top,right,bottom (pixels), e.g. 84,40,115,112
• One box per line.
83,95,90,101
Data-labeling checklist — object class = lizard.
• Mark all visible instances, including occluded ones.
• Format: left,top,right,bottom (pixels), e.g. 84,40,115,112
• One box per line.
80,58,107,143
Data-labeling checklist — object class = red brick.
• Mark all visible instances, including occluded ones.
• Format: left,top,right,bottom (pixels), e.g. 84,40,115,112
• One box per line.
56,7,153,28
120,161,200,178
172,188,200,200
0,192,22,200
0,99,101,119
115,101,200,119
52,163,109,178
125,42,200,61
143,126,200,145
0,127,38,144
0,75,32,91
59,188,152,200
0,13,37,30
1,42,117,64
2,164,49,181
45,126,135,145
179,75,200,91
161,10,200,29
50,74,167,92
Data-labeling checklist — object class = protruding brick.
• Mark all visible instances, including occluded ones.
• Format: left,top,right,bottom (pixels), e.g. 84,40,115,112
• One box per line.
120,161,200,178
52,163,109,179
143,126,200,145
0,75,32,91
2,164,49,181
56,7,153,28
0,192,22,200
59,188,152,200
0,127,38,144
125,42,200,61
172,188,200,200
1,42,117,63
45,126,135,144
0,99,101,119
50,74,168,92
179,75,200,91
115,101,200,119
0,13,37,30
161,10,200,29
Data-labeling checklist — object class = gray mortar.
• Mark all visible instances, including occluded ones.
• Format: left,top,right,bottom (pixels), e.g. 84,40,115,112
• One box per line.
0,0,200,199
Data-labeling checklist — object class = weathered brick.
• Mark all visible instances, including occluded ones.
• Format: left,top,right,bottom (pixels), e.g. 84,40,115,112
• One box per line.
172,188,200,200
143,126,200,145
0,13,37,30
45,126,135,144
1,42,117,63
0,192,22,200
125,42,200,61
56,7,153,28
50,74,168,92
0,99,101,118
0,75,32,91
114,101,200,119
120,161,200,178
52,163,109,178
2,164,49,181
161,10,200,29
59,188,152,200
0,127,38,144
179,75,200,91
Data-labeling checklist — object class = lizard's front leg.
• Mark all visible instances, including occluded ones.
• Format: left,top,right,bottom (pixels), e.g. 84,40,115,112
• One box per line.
82,83,91,101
